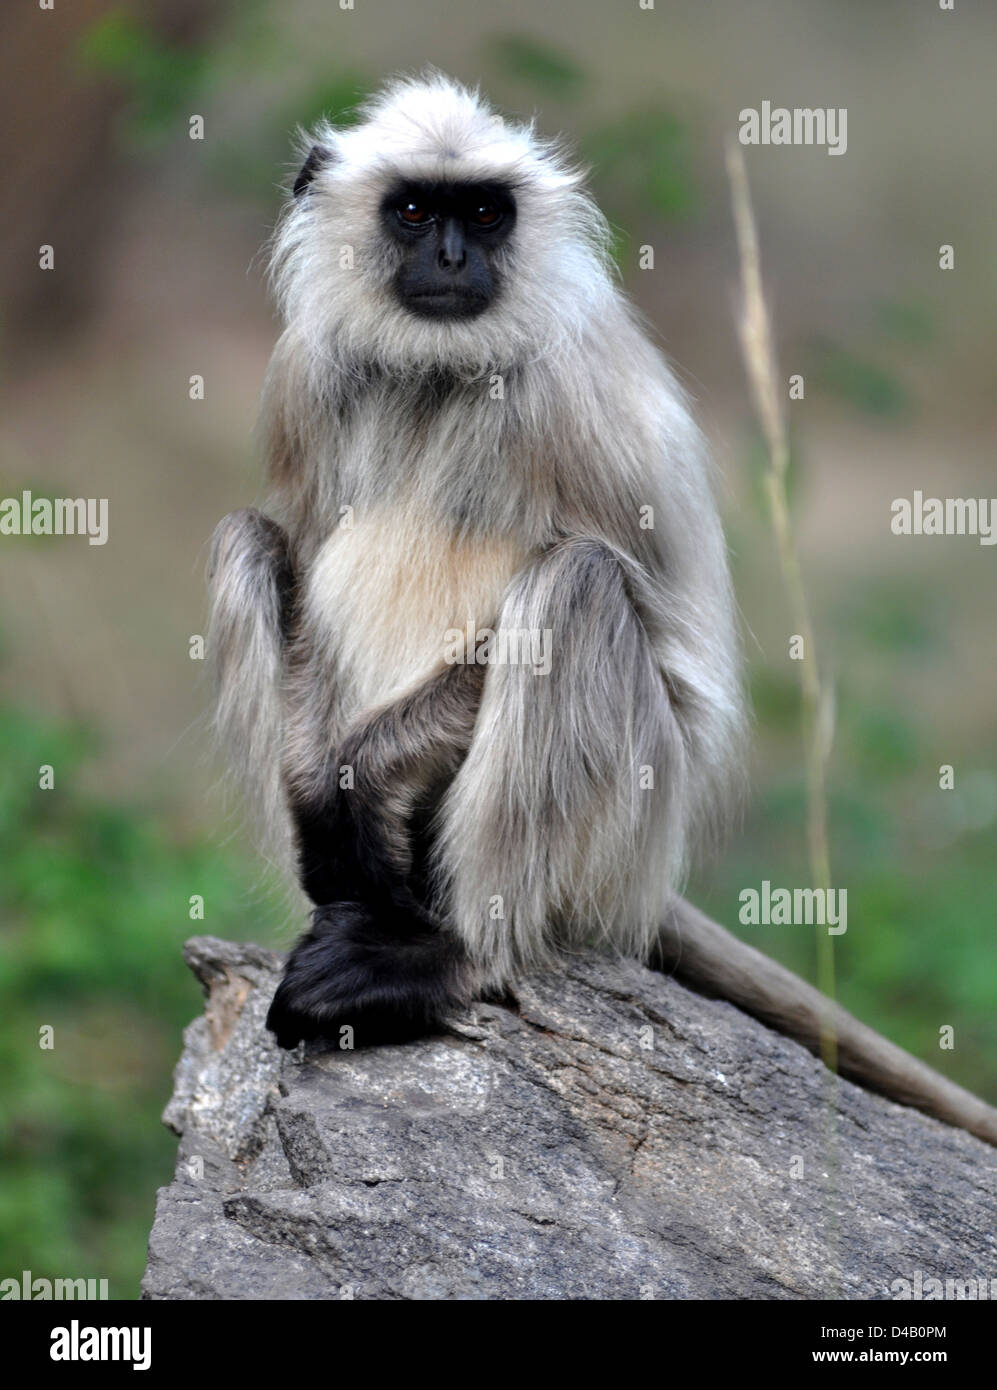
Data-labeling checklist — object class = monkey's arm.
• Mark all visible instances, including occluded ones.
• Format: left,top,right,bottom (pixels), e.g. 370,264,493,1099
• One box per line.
290,660,485,910
658,897,997,1147
269,661,486,1048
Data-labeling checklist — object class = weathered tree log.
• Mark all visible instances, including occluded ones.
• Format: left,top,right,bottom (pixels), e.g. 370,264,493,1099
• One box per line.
142,932,997,1300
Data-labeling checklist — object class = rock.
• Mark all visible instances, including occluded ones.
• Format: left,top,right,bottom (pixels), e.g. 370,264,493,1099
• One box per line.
142,934,997,1300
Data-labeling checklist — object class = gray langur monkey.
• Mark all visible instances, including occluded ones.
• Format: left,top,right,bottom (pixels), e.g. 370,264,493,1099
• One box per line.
208,74,997,1147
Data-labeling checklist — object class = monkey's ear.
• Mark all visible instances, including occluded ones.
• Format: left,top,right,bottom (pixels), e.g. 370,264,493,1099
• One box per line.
292,144,333,198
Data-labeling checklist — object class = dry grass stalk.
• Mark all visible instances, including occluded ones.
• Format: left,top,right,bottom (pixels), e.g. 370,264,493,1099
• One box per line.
725,138,838,1075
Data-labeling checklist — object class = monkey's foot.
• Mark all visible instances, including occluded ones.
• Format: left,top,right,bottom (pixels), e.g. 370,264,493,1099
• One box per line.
265,901,472,1049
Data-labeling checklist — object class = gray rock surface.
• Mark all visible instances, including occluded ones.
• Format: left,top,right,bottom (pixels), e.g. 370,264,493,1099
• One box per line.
142,934,997,1300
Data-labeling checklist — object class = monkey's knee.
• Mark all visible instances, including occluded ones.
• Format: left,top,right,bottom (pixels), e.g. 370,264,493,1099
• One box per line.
537,535,624,581
504,536,653,694
209,508,290,586
209,508,294,640
518,535,639,629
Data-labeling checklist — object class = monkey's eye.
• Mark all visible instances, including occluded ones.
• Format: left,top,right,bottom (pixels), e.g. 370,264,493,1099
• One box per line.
397,201,431,225
470,203,501,227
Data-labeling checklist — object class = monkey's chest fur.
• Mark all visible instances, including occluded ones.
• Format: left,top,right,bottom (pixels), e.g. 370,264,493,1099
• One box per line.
304,500,529,717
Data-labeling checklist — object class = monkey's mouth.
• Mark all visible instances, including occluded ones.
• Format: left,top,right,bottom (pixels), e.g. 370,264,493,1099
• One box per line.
403,289,490,320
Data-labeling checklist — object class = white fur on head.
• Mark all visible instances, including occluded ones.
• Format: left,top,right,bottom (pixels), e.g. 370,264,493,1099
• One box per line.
270,72,616,377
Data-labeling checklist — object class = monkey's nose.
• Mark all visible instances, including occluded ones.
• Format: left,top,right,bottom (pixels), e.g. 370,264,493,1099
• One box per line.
438,225,467,272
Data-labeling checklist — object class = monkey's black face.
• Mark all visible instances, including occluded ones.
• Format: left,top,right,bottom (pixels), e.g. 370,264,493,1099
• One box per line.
382,180,516,320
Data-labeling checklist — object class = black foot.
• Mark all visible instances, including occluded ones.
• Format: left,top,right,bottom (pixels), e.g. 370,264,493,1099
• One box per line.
266,901,472,1049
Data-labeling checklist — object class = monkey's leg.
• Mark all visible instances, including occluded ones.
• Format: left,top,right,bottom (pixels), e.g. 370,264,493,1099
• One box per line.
207,509,294,858
433,536,686,987
266,662,485,1048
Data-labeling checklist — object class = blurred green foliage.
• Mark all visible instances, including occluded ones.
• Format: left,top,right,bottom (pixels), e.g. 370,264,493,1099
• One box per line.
874,298,936,348
208,72,375,201
811,342,910,418
797,284,938,428
583,111,697,221
0,703,285,1297
489,35,587,99
286,74,373,133
834,576,945,655
77,11,211,145
77,14,698,244
690,567,997,1098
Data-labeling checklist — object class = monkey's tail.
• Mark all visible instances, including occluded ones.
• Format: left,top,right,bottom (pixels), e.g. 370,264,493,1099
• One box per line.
654,897,997,1147
207,509,294,871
